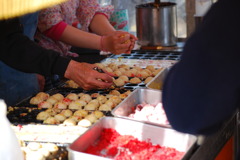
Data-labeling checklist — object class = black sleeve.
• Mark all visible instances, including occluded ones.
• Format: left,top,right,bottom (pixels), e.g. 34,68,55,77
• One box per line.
0,18,71,77
162,0,240,135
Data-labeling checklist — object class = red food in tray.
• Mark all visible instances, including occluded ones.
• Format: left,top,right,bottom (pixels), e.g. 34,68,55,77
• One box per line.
84,128,184,160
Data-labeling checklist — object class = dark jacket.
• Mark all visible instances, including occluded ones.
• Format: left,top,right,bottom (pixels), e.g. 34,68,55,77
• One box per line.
162,0,240,135
0,18,70,77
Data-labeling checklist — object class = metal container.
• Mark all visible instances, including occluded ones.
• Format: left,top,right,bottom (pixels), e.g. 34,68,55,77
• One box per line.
68,117,197,160
146,67,169,90
136,2,177,47
112,88,170,127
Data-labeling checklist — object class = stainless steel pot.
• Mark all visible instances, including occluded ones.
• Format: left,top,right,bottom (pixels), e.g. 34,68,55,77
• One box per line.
136,2,177,47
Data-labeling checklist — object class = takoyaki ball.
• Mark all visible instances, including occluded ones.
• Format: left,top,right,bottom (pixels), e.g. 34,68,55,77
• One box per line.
76,99,87,107
36,111,51,121
60,109,73,117
66,93,78,101
51,93,64,101
68,100,84,110
30,97,43,105
105,100,115,108
73,109,88,117
77,93,85,98
53,102,67,110
41,143,59,153
137,70,150,79
80,94,92,103
38,148,50,157
70,115,82,122
88,99,100,107
45,108,61,116
133,66,142,71
144,77,154,84
118,68,126,74
118,64,130,70
44,108,55,116
25,151,45,160
54,114,66,122
62,98,72,105
107,63,118,70
104,67,113,73
113,70,122,77
91,93,100,98
78,119,92,127
105,94,113,99
109,96,122,106
146,65,155,72
84,103,98,111
113,78,125,87
99,104,112,111
36,92,50,101
119,93,128,99
97,95,107,105
130,68,138,75
65,80,79,88
109,90,121,96
153,68,163,76
63,118,77,126
38,101,52,109
124,70,134,77
84,113,98,123
144,68,152,75
27,142,42,151
123,90,132,96
95,63,105,69
46,97,58,105
93,110,104,119
129,77,142,84
43,117,60,124
119,75,129,83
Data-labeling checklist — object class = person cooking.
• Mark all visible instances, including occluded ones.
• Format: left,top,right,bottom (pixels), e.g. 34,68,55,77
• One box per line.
0,0,117,106
35,0,137,91
35,0,137,57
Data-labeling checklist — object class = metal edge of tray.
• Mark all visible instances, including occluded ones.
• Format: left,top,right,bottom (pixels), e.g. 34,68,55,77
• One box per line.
67,117,198,160
146,67,169,90
111,88,171,128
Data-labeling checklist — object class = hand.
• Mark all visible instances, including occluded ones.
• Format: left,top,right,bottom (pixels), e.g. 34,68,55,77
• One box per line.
36,74,45,91
126,33,138,54
102,31,137,55
64,60,113,90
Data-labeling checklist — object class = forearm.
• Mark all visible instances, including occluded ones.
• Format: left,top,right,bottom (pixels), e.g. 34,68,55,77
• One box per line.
89,14,115,36
0,18,70,77
59,25,102,50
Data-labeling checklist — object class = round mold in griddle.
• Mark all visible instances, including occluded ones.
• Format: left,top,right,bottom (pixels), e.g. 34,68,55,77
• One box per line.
151,57,165,60
170,53,181,55
166,58,178,60
155,55,167,57
168,55,179,58
140,57,151,59
138,84,146,87
119,54,131,56
157,52,169,55
144,55,155,58
123,86,135,90
126,57,138,59
132,54,143,57
132,51,146,54
124,83,139,87
98,91,109,95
